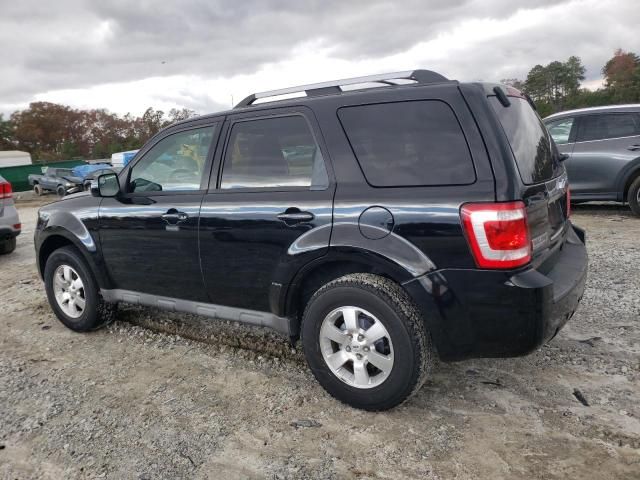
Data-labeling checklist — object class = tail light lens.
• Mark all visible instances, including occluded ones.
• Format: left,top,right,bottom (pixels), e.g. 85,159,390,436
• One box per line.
0,181,12,199
461,201,531,269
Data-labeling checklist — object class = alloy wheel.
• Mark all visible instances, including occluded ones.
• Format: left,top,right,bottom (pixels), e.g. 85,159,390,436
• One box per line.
319,306,394,389
53,265,86,319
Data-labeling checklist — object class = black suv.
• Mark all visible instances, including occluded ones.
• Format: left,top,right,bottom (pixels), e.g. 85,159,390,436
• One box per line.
35,70,588,411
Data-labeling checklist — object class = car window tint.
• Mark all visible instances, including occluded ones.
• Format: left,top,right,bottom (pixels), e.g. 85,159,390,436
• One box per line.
337,100,475,187
577,113,640,142
221,115,328,189
130,126,215,193
546,118,574,145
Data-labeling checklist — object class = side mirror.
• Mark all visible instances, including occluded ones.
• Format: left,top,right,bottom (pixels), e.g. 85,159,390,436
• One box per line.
91,173,120,197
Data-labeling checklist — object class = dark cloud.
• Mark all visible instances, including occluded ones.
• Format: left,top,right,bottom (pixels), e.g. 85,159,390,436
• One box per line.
0,0,637,108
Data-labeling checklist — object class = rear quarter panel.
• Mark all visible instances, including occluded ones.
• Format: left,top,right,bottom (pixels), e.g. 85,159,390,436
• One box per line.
309,83,496,273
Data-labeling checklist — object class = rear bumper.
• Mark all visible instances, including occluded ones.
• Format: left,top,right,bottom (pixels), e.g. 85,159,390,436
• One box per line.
404,223,588,361
0,206,21,239
0,227,20,240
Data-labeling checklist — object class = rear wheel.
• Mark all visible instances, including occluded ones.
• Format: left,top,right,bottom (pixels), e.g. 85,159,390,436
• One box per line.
33,184,43,196
56,185,66,198
301,273,433,411
44,246,116,331
628,176,640,217
0,237,16,254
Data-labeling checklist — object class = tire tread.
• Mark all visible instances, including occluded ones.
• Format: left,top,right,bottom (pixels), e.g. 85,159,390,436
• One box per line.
302,273,433,410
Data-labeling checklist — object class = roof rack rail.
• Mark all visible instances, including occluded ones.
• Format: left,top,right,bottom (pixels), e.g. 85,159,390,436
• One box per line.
234,69,449,108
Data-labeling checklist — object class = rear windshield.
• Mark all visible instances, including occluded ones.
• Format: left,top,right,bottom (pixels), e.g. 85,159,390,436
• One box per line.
489,96,559,185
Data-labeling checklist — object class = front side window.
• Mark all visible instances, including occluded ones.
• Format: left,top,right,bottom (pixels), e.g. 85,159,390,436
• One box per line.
546,118,574,145
338,100,476,187
130,125,215,193
220,115,328,189
577,113,640,142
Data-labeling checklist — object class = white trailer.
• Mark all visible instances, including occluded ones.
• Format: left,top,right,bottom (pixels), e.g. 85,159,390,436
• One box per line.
0,151,32,167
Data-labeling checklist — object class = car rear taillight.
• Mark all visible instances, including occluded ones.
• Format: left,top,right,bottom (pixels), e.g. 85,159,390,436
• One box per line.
0,181,12,199
461,201,531,269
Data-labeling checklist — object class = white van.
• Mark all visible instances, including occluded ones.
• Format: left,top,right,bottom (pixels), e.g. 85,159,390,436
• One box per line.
110,150,139,169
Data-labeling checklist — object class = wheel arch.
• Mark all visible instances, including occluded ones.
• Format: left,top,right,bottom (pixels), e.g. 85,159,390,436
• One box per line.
614,156,640,201
37,229,110,289
281,247,423,339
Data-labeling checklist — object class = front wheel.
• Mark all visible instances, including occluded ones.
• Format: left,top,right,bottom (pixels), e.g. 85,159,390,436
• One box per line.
56,185,66,198
33,184,43,196
44,246,116,331
301,273,433,411
628,176,640,217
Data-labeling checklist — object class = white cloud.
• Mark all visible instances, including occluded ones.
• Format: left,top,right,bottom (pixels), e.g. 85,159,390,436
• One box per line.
0,0,637,116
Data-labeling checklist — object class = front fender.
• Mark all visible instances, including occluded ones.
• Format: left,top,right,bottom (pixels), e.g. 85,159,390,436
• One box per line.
35,196,110,288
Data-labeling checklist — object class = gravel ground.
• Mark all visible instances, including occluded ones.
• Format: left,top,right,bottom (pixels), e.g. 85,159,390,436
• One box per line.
0,198,638,479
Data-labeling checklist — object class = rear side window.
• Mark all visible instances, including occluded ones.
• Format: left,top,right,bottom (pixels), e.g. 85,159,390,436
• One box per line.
576,113,640,142
489,96,558,185
338,100,475,187
221,115,328,190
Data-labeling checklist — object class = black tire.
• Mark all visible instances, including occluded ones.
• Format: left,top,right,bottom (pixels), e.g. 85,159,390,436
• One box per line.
44,246,116,332
56,185,66,198
0,237,16,254
301,273,433,411
628,176,640,217
33,184,43,196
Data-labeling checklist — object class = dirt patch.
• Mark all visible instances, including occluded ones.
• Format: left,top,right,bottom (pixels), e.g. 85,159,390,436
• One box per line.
0,204,638,479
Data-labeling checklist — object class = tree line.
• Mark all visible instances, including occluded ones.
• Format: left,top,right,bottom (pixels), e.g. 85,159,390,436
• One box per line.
0,105,196,163
503,49,640,118
1,49,639,162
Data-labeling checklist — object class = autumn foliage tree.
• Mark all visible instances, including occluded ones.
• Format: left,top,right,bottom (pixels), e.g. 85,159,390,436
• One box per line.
504,49,640,117
602,49,640,103
3,104,196,162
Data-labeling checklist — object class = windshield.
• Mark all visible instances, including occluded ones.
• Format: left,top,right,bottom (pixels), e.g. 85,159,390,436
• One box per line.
489,96,560,185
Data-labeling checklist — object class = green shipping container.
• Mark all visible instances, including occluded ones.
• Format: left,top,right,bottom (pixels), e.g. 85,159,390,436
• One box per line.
0,160,85,192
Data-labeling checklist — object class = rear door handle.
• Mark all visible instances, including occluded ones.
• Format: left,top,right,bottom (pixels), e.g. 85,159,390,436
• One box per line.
162,210,189,223
277,209,314,223
628,144,640,151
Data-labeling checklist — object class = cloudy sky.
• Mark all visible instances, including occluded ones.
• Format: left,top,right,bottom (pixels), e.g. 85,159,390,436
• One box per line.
1,0,638,117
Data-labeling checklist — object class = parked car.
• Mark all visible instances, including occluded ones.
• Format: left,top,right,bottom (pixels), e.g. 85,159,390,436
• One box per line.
0,175,21,254
543,104,640,215
28,167,83,197
34,70,588,410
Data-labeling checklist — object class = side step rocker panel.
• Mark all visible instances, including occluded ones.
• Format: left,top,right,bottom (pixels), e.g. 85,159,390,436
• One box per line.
100,289,290,335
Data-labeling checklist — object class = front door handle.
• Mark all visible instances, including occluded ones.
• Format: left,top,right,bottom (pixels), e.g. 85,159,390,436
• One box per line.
162,209,189,223
628,144,640,151
277,209,314,224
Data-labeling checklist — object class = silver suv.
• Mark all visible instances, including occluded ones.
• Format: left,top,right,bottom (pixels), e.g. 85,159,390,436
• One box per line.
544,105,640,216
0,175,21,254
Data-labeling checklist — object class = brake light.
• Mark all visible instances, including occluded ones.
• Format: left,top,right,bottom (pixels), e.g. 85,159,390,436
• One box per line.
566,187,571,218
0,181,12,199
461,201,531,269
